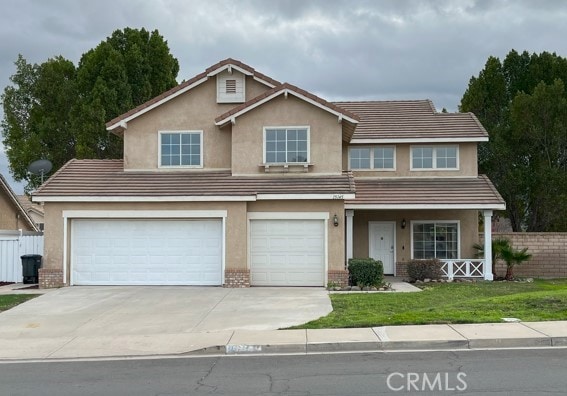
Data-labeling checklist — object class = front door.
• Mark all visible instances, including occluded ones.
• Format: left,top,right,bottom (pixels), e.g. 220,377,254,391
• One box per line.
369,222,395,274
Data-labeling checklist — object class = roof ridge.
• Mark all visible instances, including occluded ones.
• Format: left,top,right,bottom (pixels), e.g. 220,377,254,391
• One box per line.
427,99,437,113
215,82,360,124
106,59,281,130
479,174,505,204
467,112,489,136
33,158,77,195
333,99,432,104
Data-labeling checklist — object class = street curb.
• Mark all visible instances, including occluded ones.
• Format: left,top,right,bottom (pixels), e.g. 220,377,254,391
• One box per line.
186,338,567,356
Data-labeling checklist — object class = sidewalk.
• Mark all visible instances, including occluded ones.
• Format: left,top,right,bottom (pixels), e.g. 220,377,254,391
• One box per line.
1,321,565,361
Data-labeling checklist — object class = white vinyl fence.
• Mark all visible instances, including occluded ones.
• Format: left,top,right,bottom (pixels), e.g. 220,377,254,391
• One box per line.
0,231,44,282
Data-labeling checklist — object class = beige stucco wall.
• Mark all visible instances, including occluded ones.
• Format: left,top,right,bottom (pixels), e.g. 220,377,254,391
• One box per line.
0,193,33,231
347,143,478,177
42,201,248,284
247,200,345,271
352,209,479,264
231,95,344,175
42,198,346,284
123,75,270,171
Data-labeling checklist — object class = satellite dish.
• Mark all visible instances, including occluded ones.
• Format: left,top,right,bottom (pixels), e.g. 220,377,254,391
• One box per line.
27,159,53,184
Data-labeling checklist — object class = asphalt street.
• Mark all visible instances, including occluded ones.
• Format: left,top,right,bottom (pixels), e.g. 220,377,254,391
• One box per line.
1,348,566,395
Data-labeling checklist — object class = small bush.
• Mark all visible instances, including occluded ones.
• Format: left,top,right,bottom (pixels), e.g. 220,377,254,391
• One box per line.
407,259,442,281
348,258,384,287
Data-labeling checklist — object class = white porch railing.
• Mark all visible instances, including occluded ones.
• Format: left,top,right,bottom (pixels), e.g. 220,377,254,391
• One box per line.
440,259,486,279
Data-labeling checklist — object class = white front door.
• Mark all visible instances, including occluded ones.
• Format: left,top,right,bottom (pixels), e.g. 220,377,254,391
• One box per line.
369,222,395,274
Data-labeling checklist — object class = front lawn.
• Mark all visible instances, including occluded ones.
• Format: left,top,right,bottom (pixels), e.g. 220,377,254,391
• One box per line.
296,279,567,329
0,295,38,313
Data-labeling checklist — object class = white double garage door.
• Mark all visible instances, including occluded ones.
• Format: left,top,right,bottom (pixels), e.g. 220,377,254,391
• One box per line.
71,217,326,286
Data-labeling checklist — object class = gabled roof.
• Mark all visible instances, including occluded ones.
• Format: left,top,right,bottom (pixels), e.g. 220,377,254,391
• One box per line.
17,195,44,217
345,175,505,210
215,83,360,141
32,160,355,202
335,101,488,143
0,174,38,231
106,58,281,133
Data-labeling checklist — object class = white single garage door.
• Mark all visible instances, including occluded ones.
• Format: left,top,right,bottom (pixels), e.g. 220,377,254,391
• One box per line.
72,219,222,285
249,219,325,286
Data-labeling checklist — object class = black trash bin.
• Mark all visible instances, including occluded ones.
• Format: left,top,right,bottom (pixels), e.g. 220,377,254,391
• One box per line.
21,254,42,284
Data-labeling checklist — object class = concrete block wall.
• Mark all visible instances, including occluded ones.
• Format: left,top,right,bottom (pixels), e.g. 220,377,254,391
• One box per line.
484,232,567,278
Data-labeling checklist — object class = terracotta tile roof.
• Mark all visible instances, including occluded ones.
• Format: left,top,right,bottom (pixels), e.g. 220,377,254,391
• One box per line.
346,175,505,208
33,160,355,198
334,101,488,141
106,58,281,130
215,82,360,125
17,195,44,215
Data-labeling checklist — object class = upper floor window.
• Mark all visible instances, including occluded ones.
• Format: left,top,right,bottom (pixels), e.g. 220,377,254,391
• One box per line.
349,146,395,170
412,221,459,259
411,146,458,170
159,131,202,167
264,127,309,163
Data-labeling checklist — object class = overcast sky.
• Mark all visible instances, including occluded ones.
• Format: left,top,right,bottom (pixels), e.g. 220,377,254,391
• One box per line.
2,0,567,193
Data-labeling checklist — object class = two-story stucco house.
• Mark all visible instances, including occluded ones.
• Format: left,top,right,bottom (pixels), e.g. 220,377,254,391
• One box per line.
32,59,505,288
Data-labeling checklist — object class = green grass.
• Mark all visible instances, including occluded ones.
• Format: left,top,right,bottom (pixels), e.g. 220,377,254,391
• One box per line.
0,295,38,313
295,279,567,329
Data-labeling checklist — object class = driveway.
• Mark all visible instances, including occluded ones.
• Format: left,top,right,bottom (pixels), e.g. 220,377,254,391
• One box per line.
0,286,331,339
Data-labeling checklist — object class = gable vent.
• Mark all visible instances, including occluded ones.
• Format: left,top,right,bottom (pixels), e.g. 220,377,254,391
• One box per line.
217,70,245,103
226,79,237,94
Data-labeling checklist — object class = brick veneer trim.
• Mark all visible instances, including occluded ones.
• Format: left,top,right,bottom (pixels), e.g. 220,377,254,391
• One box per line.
224,269,250,288
39,268,64,289
328,270,349,287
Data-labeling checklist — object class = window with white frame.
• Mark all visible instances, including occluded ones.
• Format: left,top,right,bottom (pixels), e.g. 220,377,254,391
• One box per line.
349,146,395,169
160,131,202,167
412,221,459,259
411,146,458,170
264,127,309,163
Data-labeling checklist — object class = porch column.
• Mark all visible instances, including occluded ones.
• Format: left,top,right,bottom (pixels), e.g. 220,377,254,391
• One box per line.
483,210,494,280
345,210,354,268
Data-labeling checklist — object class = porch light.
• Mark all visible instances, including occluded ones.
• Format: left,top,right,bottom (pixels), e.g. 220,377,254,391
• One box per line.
333,214,339,227
401,219,406,229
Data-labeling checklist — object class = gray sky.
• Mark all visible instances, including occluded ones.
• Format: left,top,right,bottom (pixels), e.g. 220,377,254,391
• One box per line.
2,0,567,193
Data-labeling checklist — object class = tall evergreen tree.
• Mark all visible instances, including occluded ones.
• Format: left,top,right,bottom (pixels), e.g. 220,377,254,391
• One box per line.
1,28,179,190
460,50,567,231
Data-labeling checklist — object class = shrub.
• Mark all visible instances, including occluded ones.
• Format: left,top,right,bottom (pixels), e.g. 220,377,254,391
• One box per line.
348,258,384,287
406,259,442,281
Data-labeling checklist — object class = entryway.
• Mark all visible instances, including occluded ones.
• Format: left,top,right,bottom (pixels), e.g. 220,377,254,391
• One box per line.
369,222,395,274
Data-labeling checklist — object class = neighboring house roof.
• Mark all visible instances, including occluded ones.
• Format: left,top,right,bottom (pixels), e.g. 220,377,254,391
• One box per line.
17,195,44,217
334,101,488,143
32,160,355,201
345,175,505,210
0,173,38,231
215,83,360,141
106,58,281,133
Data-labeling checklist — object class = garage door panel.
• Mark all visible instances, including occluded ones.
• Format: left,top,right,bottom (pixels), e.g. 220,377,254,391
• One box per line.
250,219,325,286
72,219,222,286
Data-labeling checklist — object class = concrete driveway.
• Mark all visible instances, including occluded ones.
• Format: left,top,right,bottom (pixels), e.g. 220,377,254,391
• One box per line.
0,286,331,340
